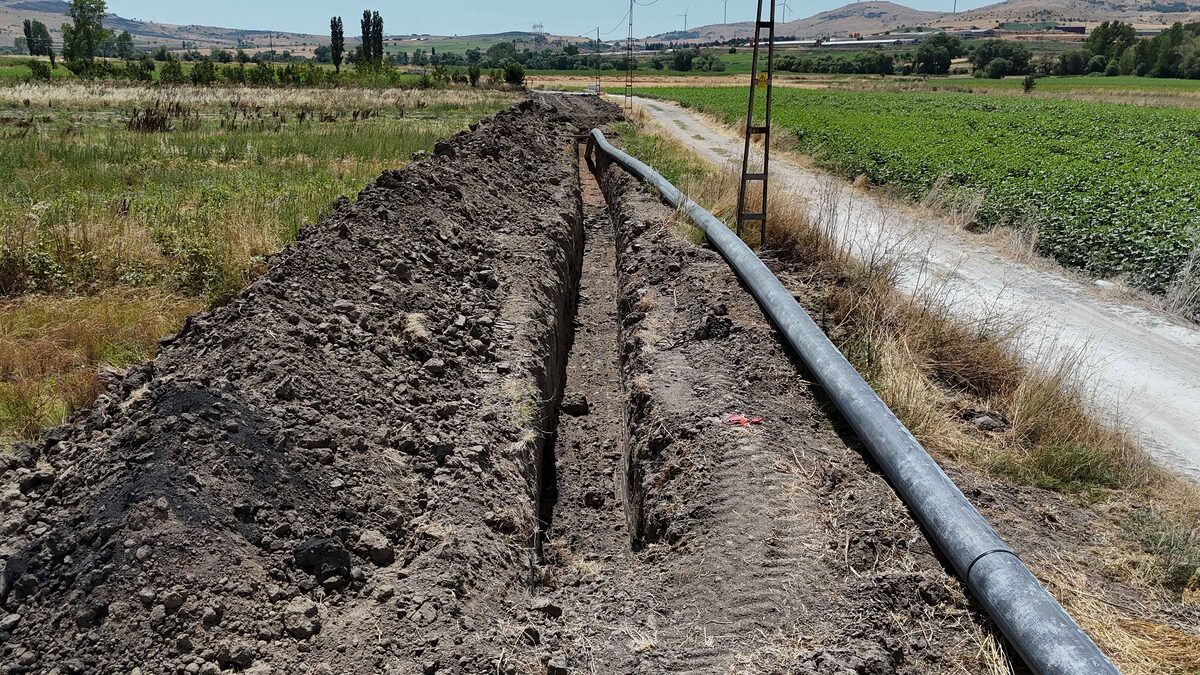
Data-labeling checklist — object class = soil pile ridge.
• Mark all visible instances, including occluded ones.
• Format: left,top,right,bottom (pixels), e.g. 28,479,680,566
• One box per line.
0,96,619,674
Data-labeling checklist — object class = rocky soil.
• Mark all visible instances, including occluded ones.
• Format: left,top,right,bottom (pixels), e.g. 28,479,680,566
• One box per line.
0,96,619,675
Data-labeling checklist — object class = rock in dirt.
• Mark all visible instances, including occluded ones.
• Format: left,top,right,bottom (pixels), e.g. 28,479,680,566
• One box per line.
356,529,395,567
561,393,590,416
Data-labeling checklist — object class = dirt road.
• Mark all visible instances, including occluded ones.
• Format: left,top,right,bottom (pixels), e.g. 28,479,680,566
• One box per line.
634,96,1200,480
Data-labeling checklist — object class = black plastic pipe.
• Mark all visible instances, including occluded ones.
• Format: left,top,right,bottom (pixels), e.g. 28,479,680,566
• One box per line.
586,128,1118,675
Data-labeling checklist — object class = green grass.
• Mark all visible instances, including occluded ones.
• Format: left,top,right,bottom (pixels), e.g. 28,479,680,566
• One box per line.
636,85,1200,293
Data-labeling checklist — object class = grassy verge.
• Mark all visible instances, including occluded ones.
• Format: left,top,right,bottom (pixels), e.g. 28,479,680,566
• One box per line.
608,114,1200,674
0,83,512,445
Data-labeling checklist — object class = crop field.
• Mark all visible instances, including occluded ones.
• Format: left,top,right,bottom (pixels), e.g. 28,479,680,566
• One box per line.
636,85,1200,292
0,83,509,443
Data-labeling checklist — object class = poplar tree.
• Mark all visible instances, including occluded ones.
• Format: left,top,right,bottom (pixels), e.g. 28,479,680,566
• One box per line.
371,11,384,66
330,16,344,73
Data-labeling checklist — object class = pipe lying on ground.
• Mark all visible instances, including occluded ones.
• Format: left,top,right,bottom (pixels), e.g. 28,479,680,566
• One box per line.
585,128,1118,675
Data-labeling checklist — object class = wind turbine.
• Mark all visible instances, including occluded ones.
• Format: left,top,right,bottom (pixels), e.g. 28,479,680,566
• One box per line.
723,0,730,23
679,7,690,32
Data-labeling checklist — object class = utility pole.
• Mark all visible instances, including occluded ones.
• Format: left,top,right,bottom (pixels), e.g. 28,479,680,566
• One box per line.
626,0,635,109
595,27,602,95
736,0,777,248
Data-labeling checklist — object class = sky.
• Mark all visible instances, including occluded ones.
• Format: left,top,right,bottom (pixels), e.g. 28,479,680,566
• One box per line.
105,0,995,39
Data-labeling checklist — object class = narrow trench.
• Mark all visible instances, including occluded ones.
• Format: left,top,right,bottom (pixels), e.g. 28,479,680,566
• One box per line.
536,148,630,568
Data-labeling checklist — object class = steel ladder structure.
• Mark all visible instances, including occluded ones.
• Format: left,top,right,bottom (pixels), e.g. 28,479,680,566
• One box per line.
735,0,777,247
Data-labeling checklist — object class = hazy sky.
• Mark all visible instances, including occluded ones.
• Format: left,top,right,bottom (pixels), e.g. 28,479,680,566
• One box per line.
105,1,992,39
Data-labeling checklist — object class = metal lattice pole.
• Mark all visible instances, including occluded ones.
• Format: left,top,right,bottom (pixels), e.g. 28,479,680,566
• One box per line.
736,0,776,248
625,0,635,109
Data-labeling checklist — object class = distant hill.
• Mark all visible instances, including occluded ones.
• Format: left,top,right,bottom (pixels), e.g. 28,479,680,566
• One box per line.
932,0,1200,28
0,2,586,56
654,2,947,41
657,0,1200,41
0,0,328,50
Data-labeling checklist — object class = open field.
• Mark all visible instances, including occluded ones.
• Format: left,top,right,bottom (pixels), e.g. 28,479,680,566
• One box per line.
0,83,510,444
634,85,1200,296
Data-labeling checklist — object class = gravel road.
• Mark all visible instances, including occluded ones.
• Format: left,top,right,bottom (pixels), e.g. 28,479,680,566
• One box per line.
634,96,1200,480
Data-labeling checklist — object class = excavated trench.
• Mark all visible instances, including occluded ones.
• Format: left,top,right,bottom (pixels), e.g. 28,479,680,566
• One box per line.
0,97,1040,674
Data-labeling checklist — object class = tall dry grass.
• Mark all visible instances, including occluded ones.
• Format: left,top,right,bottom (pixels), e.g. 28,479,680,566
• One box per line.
0,290,202,441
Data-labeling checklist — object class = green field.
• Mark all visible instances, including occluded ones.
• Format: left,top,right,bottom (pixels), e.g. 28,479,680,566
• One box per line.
931,74,1200,94
636,86,1200,292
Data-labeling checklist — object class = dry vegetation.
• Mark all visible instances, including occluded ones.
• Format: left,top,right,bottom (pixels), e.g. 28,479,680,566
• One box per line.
0,83,512,446
613,114,1200,674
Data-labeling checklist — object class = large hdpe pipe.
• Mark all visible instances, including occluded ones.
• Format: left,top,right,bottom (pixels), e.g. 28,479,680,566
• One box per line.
587,128,1117,675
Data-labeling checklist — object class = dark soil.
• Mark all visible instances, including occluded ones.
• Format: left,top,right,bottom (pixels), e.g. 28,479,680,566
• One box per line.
0,96,620,675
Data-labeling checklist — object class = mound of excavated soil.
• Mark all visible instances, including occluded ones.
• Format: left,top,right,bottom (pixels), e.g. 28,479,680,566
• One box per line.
0,96,619,674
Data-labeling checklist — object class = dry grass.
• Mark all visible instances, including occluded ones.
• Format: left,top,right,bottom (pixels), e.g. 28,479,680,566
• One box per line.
614,116,1200,674
0,290,202,441
0,82,512,112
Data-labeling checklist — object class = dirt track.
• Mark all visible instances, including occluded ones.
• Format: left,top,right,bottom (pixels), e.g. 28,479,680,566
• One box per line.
633,95,1200,480
1,95,1196,674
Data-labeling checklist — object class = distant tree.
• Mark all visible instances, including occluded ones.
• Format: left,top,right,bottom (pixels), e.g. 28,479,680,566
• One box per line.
1055,49,1089,76
330,16,345,72
468,62,481,86
360,10,373,64
913,43,951,74
191,57,217,84
152,45,171,61
62,0,111,70
371,11,384,65
115,30,135,59
968,39,1031,74
564,44,579,56
23,20,56,68
210,47,233,63
924,32,966,59
671,49,694,71
127,52,155,81
314,45,332,63
1085,21,1137,60
248,61,276,85
160,58,185,84
485,41,516,66
982,57,1012,78
1022,73,1036,92
503,61,525,86
236,48,251,64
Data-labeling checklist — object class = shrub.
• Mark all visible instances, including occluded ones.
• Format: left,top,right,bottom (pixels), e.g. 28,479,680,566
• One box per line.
190,58,217,85
126,55,155,82
503,61,525,86
248,62,276,86
27,59,51,82
468,63,481,87
160,59,185,85
1022,74,1036,93
983,57,1013,79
